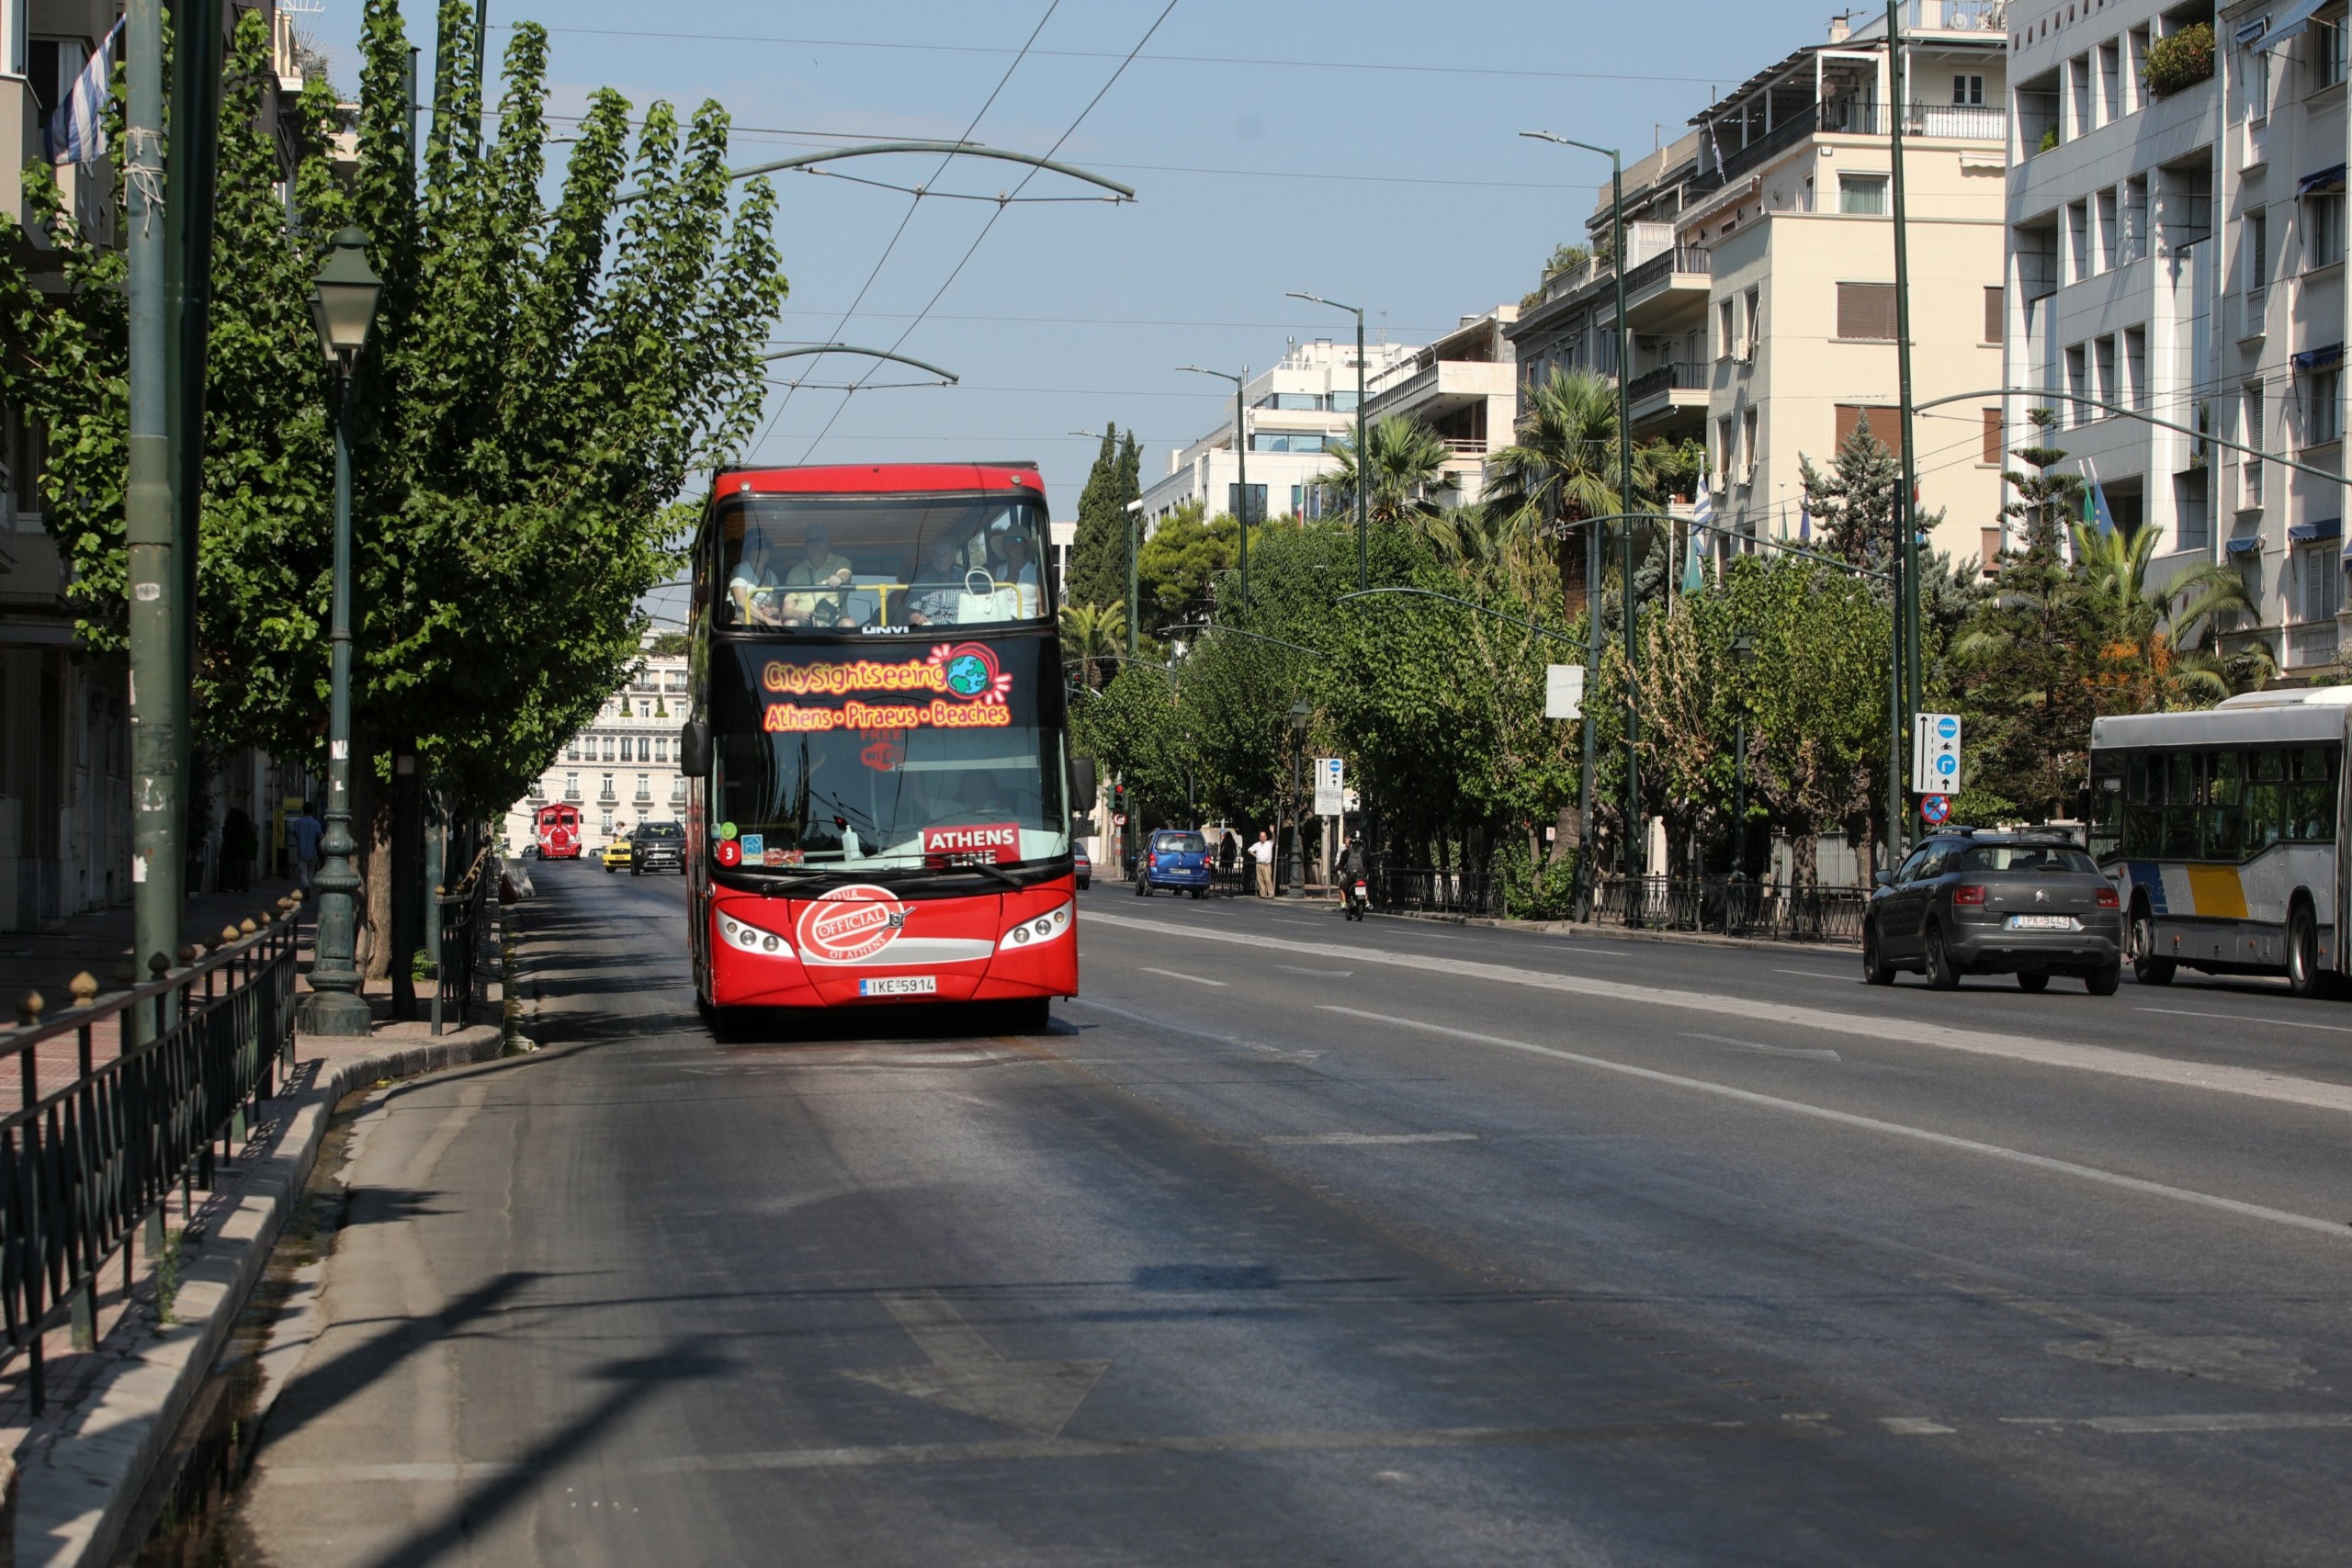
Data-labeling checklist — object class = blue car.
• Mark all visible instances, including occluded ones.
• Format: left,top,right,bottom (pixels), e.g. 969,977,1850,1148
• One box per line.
1137,829,1213,898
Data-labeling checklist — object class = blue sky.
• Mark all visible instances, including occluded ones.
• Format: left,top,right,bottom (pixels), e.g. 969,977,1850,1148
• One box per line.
308,2,1838,526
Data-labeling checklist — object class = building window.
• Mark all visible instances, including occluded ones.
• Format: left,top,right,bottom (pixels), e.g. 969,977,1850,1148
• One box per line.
1982,409,2005,466
2065,344,2090,426
2123,325,2147,412
2120,175,2148,265
1834,404,1904,458
601,811,613,835
1838,175,1888,215
2301,544,2344,622
1714,416,1735,489
620,736,634,762
637,773,650,798
1984,285,2004,344
1953,73,1985,107
2246,209,2270,299
2098,187,2119,271
2306,191,2345,268
601,773,615,798
2315,17,2349,91
2244,383,2267,507
602,736,616,761
564,772,578,797
2097,40,2120,123
1981,526,2005,573
2068,199,2091,282
2095,335,2118,408
2128,27,2152,113
2070,52,2093,138
655,737,668,762
1227,481,1268,519
1743,287,1760,357
1738,407,1758,484
1718,298,1736,358
565,740,580,761
2305,365,2343,446
1834,281,1896,340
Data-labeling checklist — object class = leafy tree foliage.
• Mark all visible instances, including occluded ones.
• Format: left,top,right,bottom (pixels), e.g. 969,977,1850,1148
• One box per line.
1134,498,1237,629
1066,423,1139,612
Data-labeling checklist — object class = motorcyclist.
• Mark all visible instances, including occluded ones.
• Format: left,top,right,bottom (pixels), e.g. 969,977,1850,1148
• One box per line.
1336,832,1371,919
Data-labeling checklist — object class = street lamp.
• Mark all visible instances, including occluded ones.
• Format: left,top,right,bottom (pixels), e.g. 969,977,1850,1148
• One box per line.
296,227,382,1038
1287,698,1312,899
1522,130,1640,893
1285,292,1367,591
1177,366,1250,606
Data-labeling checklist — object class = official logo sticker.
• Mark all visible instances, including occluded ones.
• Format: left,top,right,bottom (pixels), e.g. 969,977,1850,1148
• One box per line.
796,885,909,964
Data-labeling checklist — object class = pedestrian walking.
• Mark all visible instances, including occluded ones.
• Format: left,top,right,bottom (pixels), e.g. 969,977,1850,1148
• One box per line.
220,807,258,893
1218,831,1238,874
1250,829,1275,897
291,801,324,892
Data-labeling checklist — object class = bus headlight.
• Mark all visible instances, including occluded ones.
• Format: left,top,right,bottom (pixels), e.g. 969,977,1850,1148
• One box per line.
998,901,1073,952
718,908,794,956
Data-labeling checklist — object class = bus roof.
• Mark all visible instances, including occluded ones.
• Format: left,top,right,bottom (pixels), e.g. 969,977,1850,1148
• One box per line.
2092,686,2352,750
711,464,1045,499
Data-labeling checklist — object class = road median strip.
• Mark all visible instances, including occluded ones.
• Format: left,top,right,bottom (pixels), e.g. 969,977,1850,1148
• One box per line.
1085,910,2352,1119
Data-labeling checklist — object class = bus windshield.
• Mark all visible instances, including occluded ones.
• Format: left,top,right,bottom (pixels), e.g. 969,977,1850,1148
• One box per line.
717,491,1050,632
707,637,1069,888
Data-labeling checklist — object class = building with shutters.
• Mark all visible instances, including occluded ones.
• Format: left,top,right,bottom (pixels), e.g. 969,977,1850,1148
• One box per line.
2208,0,2346,672
502,640,693,854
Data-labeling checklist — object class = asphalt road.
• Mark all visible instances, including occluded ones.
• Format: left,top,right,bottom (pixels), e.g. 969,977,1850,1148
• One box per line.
226,863,2352,1566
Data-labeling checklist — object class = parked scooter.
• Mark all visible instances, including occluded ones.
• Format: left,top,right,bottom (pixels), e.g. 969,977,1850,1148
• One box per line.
1344,876,1369,921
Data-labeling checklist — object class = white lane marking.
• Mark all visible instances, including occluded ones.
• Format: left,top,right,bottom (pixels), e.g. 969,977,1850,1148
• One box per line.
2138,1006,2352,1036
1315,1005,2351,1240
1274,965,1353,977
1775,968,1850,981
1083,910,2352,1118
1879,1417,1956,1436
1067,998,1320,1063
1682,1032,1842,1063
1263,1132,1480,1146
1141,967,1226,986
1271,919,1330,929
2003,1413,2352,1435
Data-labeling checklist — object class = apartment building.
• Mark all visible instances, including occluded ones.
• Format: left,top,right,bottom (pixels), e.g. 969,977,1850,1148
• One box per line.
1136,336,1418,534
2006,0,2228,631
1690,3,2011,561
503,644,694,852
2211,0,2347,671
1359,306,1520,503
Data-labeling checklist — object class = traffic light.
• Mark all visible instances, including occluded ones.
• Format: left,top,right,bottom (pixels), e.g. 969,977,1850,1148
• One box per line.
1112,782,1126,814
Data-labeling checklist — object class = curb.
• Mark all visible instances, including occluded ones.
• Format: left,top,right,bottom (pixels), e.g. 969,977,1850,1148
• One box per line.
1369,908,1862,954
12,1024,508,1568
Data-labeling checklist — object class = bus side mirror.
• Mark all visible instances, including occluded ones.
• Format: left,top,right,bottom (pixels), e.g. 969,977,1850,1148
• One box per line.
1069,755,1098,818
680,718,710,777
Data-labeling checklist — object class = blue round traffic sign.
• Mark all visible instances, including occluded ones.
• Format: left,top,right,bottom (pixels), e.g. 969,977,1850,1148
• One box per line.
1936,716,1959,739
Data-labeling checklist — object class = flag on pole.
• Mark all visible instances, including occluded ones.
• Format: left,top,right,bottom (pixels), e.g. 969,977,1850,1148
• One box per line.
49,20,122,166
2087,475,2116,533
1681,531,1705,594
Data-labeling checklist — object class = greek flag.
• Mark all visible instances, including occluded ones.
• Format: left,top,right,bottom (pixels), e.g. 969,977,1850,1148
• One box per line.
49,20,122,167
1683,486,1712,593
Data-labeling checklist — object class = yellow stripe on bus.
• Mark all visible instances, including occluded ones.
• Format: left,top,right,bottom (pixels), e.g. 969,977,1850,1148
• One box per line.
2185,863,2249,920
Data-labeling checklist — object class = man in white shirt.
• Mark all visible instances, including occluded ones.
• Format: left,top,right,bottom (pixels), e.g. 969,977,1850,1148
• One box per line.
1250,829,1275,897
729,531,782,626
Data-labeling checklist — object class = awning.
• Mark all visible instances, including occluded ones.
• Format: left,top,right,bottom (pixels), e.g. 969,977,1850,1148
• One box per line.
2226,536,2267,556
2299,164,2346,195
2257,0,2334,51
2290,518,2343,542
2292,341,2346,371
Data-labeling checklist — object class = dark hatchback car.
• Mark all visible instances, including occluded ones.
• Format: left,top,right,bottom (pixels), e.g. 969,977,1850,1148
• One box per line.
1136,829,1213,897
1864,830,2123,993
1073,845,1091,889
631,820,686,874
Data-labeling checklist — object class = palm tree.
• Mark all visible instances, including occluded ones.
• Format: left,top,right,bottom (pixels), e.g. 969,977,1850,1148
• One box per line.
1485,368,1668,616
2065,523,2265,707
1317,414,1453,539
1059,601,1127,688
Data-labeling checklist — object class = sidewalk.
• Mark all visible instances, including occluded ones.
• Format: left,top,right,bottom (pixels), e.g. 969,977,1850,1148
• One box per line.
1,878,311,1023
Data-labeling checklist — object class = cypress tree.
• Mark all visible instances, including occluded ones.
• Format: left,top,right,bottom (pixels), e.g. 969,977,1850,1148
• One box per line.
1067,423,1127,611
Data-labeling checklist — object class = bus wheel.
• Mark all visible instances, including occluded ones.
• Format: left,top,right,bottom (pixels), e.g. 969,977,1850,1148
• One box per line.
1005,997,1050,1032
2288,902,2331,999
2129,907,2175,987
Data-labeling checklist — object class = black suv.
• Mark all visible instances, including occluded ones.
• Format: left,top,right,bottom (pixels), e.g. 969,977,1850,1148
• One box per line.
631,820,686,875
1863,829,2124,993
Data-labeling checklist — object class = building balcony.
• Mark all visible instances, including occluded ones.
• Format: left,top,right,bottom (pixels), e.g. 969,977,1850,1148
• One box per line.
1626,362,1711,435
563,789,582,802
1697,99,2007,191
1611,246,1711,333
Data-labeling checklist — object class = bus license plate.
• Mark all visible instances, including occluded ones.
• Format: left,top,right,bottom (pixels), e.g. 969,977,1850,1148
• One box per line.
2005,914,2077,931
859,976,937,997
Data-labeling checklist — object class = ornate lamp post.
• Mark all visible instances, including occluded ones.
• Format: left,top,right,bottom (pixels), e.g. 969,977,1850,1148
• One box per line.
1285,292,1367,590
1287,698,1311,899
296,228,383,1037
1729,629,1757,884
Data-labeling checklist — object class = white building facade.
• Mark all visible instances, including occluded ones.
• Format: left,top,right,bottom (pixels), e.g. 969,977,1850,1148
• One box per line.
1360,307,1520,503
1137,336,1418,534
503,644,693,852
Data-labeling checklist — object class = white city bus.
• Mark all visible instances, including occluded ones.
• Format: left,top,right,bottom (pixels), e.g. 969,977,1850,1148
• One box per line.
2088,687,2349,997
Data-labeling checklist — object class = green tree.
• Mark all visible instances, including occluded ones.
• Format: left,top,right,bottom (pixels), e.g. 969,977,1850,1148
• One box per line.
1487,367,1675,620
1133,498,1238,627
1067,423,1139,611
1059,601,1127,689
1317,413,1452,542
1796,412,1946,571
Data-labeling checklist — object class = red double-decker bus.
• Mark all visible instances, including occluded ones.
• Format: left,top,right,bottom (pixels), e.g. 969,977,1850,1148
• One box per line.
680,463,1090,1032
534,803,583,859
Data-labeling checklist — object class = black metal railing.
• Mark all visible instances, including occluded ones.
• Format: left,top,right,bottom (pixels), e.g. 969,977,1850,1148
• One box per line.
1622,244,1712,298
1371,865,1508,918
1589,876,1868,943
0,915,300,1411
1627,361,1710,403
431,850,498,1035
